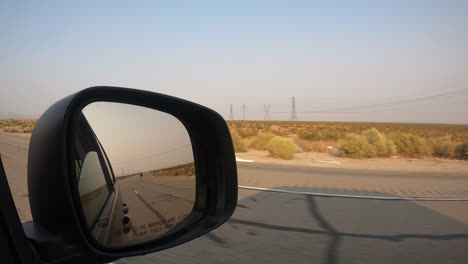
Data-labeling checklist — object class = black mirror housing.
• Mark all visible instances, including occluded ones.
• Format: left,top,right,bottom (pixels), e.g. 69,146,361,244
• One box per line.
27,87,238,263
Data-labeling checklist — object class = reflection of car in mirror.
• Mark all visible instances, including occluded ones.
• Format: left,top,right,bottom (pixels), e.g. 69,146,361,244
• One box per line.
72,112,118,245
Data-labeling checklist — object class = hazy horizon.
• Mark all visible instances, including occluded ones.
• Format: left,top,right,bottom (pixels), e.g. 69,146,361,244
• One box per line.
1,1,467,124
82,102,195,176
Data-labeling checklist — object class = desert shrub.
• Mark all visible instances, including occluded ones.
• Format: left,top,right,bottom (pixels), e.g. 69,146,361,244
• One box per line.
230,130,248,152
249,132,276,150
339,128,395,158
386,139,397,156
226,121,468,157
390,133,432,157
433,141,458,158
23,126,34,133
321,131,339,141
2,126,23,133
361,128,396,156
289,127,299,134
456,141,468,159
299,130,321,141
237,129,257,139
268,127,284,136
266,136,297,160
339,135,377,158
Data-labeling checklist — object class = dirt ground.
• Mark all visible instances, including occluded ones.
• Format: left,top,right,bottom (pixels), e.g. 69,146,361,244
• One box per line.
236,150,468,174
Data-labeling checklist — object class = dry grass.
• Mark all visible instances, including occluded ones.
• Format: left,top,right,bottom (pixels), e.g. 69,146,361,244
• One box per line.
0,119,36,133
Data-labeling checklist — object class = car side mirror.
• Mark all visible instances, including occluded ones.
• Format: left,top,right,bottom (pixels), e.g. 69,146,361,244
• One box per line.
26,87,238,263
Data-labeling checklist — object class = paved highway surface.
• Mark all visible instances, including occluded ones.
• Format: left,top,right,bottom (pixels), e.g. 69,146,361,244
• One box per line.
0,132,31,221
1,132,467,264
104,175,195,247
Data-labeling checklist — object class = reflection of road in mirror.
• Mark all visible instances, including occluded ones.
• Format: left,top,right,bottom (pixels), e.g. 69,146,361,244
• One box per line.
100,164,195,247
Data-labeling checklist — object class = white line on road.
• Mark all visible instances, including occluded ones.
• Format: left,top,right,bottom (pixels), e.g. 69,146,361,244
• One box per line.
238,185,468,201
0,139,29,150
166,183,468,201
236,158,254,163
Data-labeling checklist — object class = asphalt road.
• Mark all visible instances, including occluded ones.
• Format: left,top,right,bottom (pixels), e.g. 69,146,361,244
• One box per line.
0,132,31,221
104,175,195,247
1,132,467,264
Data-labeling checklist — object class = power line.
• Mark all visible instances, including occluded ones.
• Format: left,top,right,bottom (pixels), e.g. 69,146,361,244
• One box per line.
316,99,461,114
310,89,468,113
303,89,468,113
264,104,271,120
290,97,298,121
274,89,468,114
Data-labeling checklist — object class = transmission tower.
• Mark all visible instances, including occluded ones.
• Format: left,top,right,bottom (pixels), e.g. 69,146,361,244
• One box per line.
229,104,234,120
290,97,298,121
264,104,271,120
242,104,246,120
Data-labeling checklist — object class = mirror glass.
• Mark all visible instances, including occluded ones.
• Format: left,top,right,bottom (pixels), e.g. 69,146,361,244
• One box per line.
71,102,196,247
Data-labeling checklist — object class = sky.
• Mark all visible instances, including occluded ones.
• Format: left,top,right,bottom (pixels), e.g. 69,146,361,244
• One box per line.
1,1,467,124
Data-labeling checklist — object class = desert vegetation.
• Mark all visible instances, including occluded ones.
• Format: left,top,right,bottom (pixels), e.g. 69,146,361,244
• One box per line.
228,121,468,160
266,136,297,160
3,119,467,160
249,132,276,150
0,119,35,133
230,130,248,153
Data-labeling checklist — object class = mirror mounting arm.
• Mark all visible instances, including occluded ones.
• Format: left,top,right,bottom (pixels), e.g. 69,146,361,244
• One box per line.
1,156,94,264
23,221,96,264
